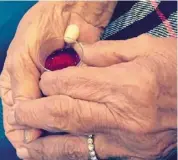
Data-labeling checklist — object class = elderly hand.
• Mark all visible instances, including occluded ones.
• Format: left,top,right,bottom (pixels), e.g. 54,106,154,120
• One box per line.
8,35,177,160
0,1,116,149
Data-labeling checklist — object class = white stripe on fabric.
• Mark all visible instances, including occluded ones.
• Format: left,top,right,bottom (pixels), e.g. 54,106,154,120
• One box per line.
148,11,177,37
101,1,160,40
168,11,177,35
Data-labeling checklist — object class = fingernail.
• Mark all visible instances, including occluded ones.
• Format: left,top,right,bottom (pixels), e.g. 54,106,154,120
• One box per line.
7,110,16,125
16,148,30,159
24,129,39,143
64,24,80,43
24,130,31,143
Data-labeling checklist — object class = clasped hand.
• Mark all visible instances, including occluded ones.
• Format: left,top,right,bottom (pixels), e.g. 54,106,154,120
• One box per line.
3,34,177,160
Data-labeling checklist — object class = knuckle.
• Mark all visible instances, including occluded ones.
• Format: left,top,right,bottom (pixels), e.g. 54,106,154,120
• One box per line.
28,139,46,160
134,112,157,134
52,96,70,118
44,96,70,131
15,103,33,126
63,138,87,160
73,101,86,132
41,71,69,95
74,101,95,133
55,72,71,94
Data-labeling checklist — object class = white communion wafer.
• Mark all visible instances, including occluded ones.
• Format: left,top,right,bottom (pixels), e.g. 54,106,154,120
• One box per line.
64,24,80,43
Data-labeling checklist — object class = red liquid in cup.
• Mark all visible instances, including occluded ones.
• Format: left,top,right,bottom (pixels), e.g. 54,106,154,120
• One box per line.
45,48,80,71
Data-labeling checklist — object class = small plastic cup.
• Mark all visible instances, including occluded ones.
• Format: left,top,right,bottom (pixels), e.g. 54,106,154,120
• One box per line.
38,37,83,72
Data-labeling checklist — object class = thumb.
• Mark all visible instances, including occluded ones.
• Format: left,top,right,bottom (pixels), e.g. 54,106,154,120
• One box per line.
77,34,150,67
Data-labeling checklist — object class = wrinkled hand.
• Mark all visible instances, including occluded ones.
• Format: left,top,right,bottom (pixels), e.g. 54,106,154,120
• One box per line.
0,1,116,149
8,35,177,160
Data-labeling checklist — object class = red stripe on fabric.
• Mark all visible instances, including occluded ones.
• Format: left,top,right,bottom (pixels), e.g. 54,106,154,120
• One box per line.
150,1,176,37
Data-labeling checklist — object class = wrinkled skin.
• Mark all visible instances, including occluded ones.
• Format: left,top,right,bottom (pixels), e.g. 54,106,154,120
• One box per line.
8,35,177,160
0,1,116,149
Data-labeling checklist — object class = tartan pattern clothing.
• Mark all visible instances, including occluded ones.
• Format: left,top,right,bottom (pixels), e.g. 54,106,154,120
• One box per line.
102,1,177,40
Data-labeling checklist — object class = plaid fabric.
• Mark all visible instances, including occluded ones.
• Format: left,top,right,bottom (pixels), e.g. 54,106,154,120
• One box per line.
101,1,177,40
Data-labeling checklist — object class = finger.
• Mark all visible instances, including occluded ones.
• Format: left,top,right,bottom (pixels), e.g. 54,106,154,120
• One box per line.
0,66,41,146
16,135,89,160
75,34,151,67
6,2,71,141
2,96,41,147
7,3,42,102
7,2,71,102
1,4,49,144
6,45,42,142
8,95,116,134
40,66,116,101
8,50,41,102
16,134,133,160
